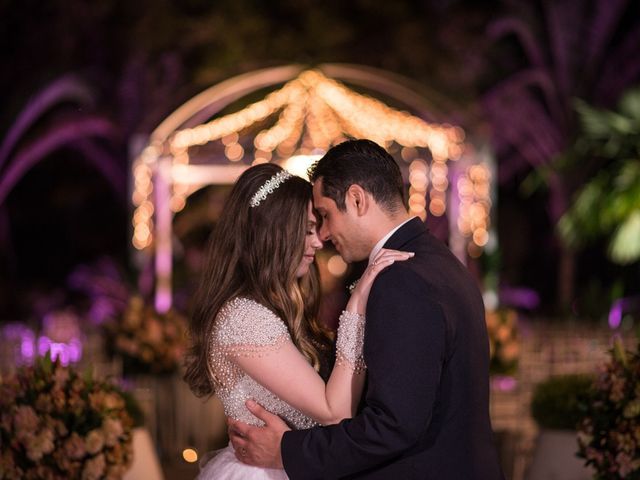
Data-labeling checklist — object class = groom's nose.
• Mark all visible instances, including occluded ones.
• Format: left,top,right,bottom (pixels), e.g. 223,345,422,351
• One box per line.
318,222,331,242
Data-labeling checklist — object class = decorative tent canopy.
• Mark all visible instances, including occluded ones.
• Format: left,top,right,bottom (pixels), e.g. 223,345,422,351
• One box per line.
131,64,492,310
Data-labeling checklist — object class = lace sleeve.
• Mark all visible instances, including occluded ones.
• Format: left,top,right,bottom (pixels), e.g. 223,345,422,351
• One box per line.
335,311,366,373
213,297,291,357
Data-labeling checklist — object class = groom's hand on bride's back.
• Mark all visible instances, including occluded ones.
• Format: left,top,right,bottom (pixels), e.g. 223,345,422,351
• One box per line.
227,400,291,469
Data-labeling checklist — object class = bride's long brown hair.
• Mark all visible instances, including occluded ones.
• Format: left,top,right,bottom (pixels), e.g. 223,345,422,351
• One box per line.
184,163,333,398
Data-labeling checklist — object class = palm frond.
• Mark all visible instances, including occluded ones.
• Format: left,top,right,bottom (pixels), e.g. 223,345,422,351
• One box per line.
609,211,640,264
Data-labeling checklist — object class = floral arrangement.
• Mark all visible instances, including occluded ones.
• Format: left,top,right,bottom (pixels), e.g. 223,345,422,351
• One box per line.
485,308,519,376
531,374,593,430
104,295,188,375
577,338,640,478
0,355,134,480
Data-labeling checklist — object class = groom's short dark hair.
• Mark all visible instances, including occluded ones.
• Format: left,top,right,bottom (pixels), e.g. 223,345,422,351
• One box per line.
308,139,406,212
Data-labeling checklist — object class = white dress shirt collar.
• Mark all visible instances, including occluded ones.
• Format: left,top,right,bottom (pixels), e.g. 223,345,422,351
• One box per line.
368,216,417,265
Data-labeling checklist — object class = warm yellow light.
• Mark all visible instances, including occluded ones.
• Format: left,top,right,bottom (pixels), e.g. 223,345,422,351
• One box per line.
455,161,492,256
432,177,449,192
448,144,463,160
134,224,150,240
473,228,489,247
451,126,465,142
410,159,427,172
170,196,186,212
183,448,198,463
467,242,483,258
327,255,348,277
409,193,427,208
457,178,473,197
429,198,446,216
409,171,428,189
458,218,471,235
430,162,448,178
281,154,322,180
225,143,244,162
133,236,150,250
133,69,471,252
276,142,295,157
401,147,418,162
254,149,272,161
133,209,150,225
221,132,239,146
474,183,490,197
469,203,486,221
410,203,426,214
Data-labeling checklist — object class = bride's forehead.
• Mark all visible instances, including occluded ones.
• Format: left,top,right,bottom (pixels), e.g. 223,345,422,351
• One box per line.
307,202,317,219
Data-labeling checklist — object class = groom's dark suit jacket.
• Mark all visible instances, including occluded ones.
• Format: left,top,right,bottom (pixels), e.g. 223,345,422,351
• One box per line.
282,218,504,479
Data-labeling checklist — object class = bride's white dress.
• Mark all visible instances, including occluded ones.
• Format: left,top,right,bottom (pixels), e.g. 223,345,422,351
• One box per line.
197,297,319,480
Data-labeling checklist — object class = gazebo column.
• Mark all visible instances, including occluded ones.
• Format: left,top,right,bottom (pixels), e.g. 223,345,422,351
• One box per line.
154,155,173,312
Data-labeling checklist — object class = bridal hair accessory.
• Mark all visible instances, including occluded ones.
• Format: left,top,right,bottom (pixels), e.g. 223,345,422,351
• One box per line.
250,170,292,208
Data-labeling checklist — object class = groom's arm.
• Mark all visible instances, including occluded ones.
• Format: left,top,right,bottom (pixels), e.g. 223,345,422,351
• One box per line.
282,265,446,479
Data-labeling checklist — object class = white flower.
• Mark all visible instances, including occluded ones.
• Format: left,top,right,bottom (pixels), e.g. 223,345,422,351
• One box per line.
82,453,106,480
85,429,105,455
25,428,55,462
102,417,124,447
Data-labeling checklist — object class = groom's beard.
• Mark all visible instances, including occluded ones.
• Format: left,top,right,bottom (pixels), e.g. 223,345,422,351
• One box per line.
335,241,372,264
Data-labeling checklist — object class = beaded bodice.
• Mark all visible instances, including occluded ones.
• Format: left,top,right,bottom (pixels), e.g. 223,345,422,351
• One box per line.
209,297,318,429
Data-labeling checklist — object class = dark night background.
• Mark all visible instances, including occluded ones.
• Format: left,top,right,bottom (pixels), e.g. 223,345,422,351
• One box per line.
1,0,639,322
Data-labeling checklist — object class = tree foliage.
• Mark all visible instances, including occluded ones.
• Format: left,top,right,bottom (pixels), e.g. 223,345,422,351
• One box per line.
559,87,640,265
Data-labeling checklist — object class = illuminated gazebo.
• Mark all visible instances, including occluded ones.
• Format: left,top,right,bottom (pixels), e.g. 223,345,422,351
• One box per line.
130,64,493,311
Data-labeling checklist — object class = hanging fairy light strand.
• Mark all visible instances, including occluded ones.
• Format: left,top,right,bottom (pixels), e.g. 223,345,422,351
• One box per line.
456,164,492,258
131,69,468,251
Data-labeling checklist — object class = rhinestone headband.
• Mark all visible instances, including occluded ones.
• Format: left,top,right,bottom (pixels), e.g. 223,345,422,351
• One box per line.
249,170,292,208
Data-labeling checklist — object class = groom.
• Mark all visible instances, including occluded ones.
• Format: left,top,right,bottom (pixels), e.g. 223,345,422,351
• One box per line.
229,139,504,479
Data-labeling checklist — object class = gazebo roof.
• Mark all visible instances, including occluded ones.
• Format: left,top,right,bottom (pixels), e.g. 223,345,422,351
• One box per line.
129,65,492,311
168,69,465,163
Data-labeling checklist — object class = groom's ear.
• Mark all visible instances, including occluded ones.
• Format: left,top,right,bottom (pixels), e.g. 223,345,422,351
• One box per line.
346,184,369,216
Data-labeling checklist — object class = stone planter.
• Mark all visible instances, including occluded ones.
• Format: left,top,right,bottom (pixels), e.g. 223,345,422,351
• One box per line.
526,429,592,480
124,427,164,480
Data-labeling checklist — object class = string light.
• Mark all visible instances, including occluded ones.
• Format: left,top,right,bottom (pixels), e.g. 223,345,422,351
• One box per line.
131,69,470,250
409,159,429,220
457,163,492,255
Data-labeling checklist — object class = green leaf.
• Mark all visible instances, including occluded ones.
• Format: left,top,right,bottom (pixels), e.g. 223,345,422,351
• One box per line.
605,111,634,135
574,99,612,138
41,352,53,375
619,88,640,121
608,211,640,264
612,337,628,367
520,167,549,196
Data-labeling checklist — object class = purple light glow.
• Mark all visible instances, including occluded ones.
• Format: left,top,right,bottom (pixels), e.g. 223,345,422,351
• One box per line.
499,287,540,310
491,375,517,392
1,323,36,365
21,338,35,360
156,251,172,275
88,297,116,325
43,310,81,342
609,299,624,329
154,158,173,313
155,293,171,313
37,336,82,366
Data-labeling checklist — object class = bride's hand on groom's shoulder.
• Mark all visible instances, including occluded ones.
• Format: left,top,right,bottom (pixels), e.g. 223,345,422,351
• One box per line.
227,400,290,469
347,249,415,315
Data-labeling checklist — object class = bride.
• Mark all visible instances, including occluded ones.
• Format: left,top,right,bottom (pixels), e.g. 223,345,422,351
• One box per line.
183,163,411,479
